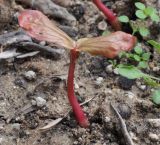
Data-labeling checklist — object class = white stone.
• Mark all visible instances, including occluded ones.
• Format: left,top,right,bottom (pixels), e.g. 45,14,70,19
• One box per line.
24,71,36,81
95,77,104,85
105,64,113,73
105,116,111,123
153,67,160,72
12,123,21,130
125,91,135,99
149,133,159,141
98,20,108,31
36,97,46,107
39,41,46,46
147,119,160,128
140,85,146,90
113,68,119,75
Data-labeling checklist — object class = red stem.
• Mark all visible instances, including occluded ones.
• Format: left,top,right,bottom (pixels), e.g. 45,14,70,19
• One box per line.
92,0,121,31
67,49,89,128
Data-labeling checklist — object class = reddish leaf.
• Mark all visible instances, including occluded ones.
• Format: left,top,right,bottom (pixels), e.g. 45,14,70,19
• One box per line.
18,10,75,49
77,31,136,58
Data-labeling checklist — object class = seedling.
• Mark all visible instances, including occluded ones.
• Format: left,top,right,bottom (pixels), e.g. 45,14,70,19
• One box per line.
92,0,121,31
118,2,159,37
119,44,150,69
135,2,159,22
18,10,136,127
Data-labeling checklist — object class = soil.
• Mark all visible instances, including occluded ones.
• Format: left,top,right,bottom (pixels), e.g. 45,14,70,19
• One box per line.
0,0,160,145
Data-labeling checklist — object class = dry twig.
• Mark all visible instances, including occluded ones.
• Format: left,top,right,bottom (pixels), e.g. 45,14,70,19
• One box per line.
18,42,64,59
16,0,76,24
110,104,134,145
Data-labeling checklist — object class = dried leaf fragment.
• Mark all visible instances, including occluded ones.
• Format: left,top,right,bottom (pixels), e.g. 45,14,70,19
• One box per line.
39,118,63,131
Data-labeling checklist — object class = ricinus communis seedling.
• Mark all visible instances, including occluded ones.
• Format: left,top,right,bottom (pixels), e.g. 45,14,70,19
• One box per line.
18,10,136,128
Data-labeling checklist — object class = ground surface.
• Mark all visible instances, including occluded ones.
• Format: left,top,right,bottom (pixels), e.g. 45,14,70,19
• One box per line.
0,0,160,145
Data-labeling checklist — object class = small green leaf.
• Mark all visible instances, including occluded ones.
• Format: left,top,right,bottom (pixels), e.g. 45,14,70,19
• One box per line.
138,61,148,69
135,2,146,10
144,77,160,87
142,52,150,61
139,27,150,37
136,10,147,19
118,15,129,23
117,65,145,79
152,89,160,105
150,13,160,22
144,7,154,16
148,40,160,53
134,46,143,54
133,54,141,61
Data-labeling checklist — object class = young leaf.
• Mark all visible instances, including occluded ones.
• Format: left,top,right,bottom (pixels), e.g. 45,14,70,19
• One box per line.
142,52,150,61
144,7,154,16
138,61,148,69
150,13,160,22
136,10,147,19
118,15,129,23
135,2,146,10
152,89,160,105
143,77,160,87
148,40,160,53
77,31,137,58
18,10,75,50
134,46,143,54
117,65,145,79
139,27,150,37
133,54,141,61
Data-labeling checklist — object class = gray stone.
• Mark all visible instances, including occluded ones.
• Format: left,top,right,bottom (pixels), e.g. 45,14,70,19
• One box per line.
95,77,104,85
147,119,160,128
105,64,113,73
98,20,107,31
36,97,46,107
149,133,159,141
12,123,21,130
24,70,36,81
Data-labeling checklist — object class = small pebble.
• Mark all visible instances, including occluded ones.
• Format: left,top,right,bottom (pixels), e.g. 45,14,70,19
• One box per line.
139,85,147,91
153,66,160,72
14,78,27,88
36,97,46,107
74,82,79,89
104,116,111,123
98,20,107,31
136,81,146,90
24,71,36,81
129,132,138,142
117,103,132,119
147,119,160,128
149,133,159,141
12,123,21,131
95,77,104,85
39,41,46,46
105,64,113,73
125,92,135,99
113,68,119,75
